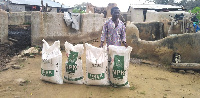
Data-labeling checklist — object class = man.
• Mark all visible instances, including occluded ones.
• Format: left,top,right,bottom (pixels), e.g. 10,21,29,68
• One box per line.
99,7,128,48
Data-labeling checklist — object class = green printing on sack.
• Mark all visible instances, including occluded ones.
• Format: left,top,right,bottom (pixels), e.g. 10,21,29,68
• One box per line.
88,73,105,80
41,68,54,77
113,55,125,79
64,76,83,81
66,51,78,74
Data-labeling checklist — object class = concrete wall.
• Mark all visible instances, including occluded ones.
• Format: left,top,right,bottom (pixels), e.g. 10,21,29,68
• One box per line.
128,7,190,23
50,7,57,12
8,12,31,25
31,12,106,47
126,22,200,64
134,22,165,41
8,12,25,25
0,10,8,44
146,11,190,22
8,4,25,12
130,9,144,23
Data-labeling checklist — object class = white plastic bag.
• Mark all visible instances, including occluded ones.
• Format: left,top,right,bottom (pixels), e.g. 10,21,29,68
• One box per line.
64,41,84,84
85,43,109,85
41,39,63,84
108,45,132,87
63,12,72,26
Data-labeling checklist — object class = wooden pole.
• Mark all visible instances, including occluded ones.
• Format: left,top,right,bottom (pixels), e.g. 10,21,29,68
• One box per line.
171,63,200,70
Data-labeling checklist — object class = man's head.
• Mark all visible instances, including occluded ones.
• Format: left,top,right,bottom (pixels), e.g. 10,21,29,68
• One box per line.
111,7,120,21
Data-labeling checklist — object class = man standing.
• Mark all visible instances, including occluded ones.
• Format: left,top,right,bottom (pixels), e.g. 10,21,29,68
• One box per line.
99,7,128,48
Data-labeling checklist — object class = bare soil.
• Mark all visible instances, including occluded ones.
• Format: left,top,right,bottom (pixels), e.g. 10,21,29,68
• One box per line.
0,41,200,98
0,25,31,70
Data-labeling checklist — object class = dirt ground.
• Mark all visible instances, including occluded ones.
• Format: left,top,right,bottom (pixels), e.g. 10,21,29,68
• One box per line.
0,41,200,98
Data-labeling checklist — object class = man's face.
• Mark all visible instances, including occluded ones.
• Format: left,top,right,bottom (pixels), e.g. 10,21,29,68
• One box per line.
112,9,120,20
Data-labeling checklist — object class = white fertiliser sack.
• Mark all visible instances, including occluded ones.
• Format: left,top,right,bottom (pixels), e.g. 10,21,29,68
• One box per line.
108,45,132,87
85,43,109,85
64,41,84,84
41,39,63,84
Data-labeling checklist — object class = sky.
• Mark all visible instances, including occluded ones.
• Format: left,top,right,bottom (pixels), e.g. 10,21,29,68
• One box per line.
55,0,182,12
55,0,152,12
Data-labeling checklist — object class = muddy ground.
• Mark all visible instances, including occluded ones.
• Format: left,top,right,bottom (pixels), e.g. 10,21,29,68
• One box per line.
0,25,31,70
0,41,200,98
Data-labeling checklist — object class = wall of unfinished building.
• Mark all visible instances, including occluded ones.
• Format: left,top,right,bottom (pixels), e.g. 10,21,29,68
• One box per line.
128,9,192,40
134,22,165,41
128,8,144,23
0,10,8,44
126,22,200,64
31,12,106,47
8,4,25,12
8,12,31,25
146,11,190,22
128,8,190,23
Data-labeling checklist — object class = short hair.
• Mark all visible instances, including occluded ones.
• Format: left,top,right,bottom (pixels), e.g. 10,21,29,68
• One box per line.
111,7,119,14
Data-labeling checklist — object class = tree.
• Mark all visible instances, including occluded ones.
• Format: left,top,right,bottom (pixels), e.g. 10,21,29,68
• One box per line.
72,2,87,13
145,0,175,5
191,7,200,20
177,0,200,11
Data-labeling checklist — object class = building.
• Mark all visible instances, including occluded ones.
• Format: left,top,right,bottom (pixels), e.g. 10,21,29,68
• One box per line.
0,0,71,12
127,4,190,23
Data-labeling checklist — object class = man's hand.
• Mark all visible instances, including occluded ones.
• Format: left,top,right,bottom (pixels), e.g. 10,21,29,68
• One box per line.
99,41,104,48
66,53,69,57
122,41,128,47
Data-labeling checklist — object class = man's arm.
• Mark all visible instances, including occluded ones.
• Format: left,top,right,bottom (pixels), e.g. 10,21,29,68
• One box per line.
99,23,108,48
121,24,128,47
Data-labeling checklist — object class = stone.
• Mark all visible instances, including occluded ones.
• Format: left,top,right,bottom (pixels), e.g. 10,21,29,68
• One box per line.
15,78,26,86
17,55,22,58
11,65,21,69
2,67,9,71
29,55,35,58
7,61,16,65
22,47,39,56
178,70,186,74
130,58,142,64
186,70,195,74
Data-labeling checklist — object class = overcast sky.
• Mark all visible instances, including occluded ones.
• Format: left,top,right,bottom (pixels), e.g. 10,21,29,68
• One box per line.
54,0,152,12
54,0,181,12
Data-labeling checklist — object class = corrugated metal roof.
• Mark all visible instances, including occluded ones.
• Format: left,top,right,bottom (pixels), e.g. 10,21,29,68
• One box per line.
0,1,4,4
131,4,182,9
9,0,71,8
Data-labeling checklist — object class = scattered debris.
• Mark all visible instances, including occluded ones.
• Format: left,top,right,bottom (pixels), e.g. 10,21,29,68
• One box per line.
15,78,28,86
130,58,142,64
11,65,21,69
8,38,18,42
2,67,9,71
171,63,200,70
21,47,39,56
29,55,35,58
178,70,186,74
186,70,195,74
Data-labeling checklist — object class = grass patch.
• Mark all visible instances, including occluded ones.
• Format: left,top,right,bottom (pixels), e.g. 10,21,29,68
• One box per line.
140,91,146,95
130,85,136,90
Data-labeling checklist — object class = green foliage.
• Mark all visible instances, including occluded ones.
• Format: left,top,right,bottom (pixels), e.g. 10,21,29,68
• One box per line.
130,85,136,90
140,91,146,95
23,22,31,25
191,7,200,14
190,7,200,20
145,0,175,5
72,2,86,13
72,8,86,13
